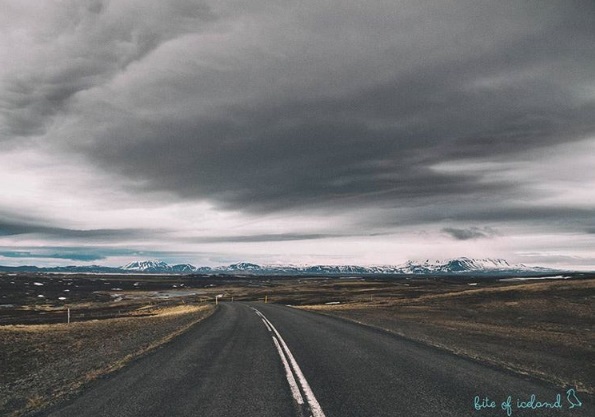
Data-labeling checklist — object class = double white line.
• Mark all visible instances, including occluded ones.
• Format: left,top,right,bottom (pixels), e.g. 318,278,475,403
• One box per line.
252,308,326,417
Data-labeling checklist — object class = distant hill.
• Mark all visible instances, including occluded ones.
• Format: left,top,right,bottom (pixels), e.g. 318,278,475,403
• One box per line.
0,257,557,276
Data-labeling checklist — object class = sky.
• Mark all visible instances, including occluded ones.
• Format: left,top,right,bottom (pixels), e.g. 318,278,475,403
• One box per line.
1,0,594,269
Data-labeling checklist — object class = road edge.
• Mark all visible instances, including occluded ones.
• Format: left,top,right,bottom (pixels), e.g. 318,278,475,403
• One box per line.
295,306,595,399
26,304,219,417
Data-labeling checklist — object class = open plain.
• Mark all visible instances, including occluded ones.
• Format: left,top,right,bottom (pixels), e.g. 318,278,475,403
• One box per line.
0,272,593,416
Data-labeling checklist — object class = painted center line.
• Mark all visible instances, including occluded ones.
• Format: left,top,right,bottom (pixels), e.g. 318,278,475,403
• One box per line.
253,308,326,417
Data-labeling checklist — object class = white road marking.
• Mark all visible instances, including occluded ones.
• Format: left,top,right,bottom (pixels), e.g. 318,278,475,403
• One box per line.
253,308,326,417
272,335,305,405
261,318,272,332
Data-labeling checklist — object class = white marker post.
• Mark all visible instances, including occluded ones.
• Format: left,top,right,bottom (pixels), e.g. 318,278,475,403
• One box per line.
67,307,70,324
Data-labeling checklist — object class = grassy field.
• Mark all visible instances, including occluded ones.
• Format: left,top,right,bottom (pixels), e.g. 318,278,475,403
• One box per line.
302,278,595,394
1,272,593,416
0,304,214,417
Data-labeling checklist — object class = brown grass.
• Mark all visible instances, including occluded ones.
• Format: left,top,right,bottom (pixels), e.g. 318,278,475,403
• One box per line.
0,304,215,417
302,279,595,394
2,274,593,415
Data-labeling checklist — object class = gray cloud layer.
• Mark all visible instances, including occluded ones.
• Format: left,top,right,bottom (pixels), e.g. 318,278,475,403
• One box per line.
0,216,153,241
442,227,497,241
2,0,594,246
0,246,174,262
1,0,214,138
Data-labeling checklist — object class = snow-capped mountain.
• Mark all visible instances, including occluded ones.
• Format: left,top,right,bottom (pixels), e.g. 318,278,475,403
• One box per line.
170,264,197,273
0,257,556,275
399,258,514,274
114,257,552,275
302,265,377,274
121,260,198,273
121,260,171,272
225,262,262,271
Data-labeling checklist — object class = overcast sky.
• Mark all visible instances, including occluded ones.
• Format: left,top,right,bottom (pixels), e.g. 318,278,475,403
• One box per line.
1,0,594,269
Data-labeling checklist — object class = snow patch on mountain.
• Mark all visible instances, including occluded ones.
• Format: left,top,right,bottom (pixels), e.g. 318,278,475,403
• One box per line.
113,257,555,275
121,260,171,272
399,257,514,274
0,257,559,275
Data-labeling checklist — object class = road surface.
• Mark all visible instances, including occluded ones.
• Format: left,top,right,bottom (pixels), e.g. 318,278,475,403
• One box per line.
40,302,592,417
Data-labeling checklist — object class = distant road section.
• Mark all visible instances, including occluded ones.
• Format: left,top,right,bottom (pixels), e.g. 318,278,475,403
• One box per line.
42,303,592,417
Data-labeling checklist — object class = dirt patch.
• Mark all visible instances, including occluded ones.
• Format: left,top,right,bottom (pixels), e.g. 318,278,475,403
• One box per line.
0,304,215,417
302,279,595,394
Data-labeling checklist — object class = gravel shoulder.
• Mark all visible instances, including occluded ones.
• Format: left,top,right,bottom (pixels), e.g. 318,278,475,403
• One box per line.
0,304,215,417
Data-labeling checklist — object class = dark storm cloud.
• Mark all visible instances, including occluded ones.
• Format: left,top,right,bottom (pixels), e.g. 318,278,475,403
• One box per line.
83,73,592,216
0,0,214,138
451,207,595,225
0,213,341,245
442,227,497,241
3,0,594,232
184,233,346,243
0,217,152,241
86,113,509,213
0,247,172,262
72,0,594,219
365,206,595,232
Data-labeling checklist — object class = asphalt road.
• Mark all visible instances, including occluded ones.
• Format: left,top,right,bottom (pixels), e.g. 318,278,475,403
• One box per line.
41,302,592,417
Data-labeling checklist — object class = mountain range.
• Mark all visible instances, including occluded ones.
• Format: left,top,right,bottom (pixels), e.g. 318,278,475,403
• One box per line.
0,257,556,276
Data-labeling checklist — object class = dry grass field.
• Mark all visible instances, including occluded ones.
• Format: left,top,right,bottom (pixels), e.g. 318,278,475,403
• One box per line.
0,304,214,417
1,272,593,416
302,278,595,394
